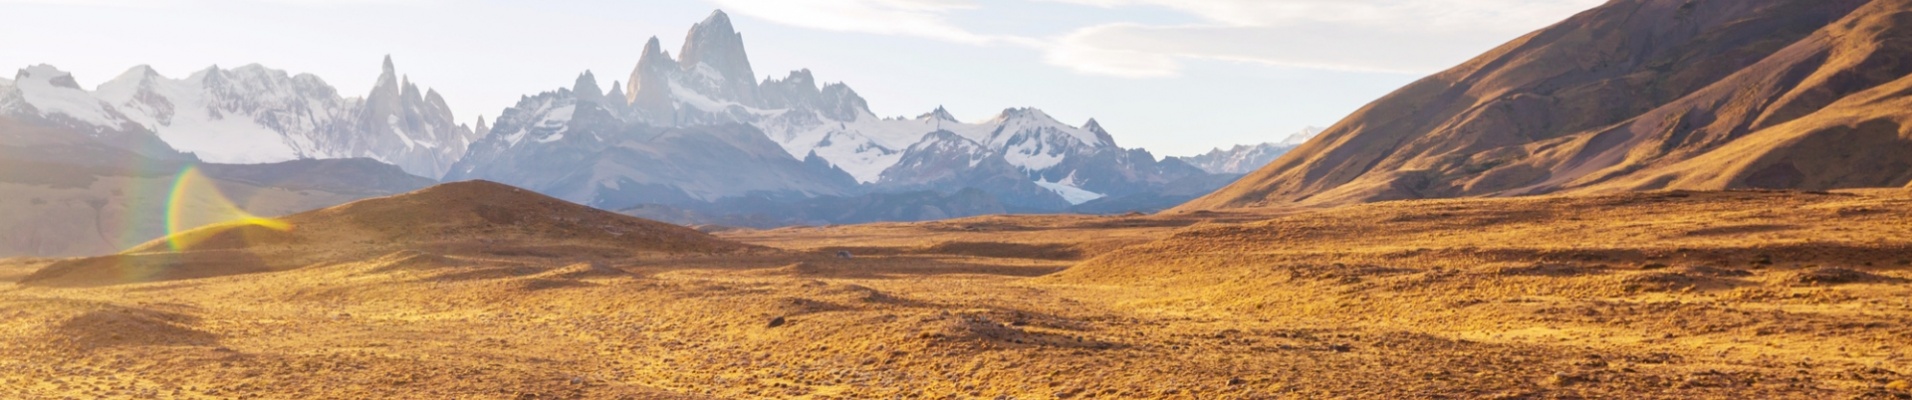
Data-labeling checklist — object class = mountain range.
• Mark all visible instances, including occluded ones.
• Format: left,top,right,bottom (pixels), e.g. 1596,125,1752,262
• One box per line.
0,9,1276,255
1,58,476,178
1186,0,1912,210
447,10,1231,219
1172,127,1323,174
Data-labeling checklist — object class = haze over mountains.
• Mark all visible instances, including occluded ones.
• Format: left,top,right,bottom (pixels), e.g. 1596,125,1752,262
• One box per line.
1172,127,1323,174
9,0,1912,258
449,11,1234,219
1,58,476,178
1187,0,1912,210
0,10,1255,240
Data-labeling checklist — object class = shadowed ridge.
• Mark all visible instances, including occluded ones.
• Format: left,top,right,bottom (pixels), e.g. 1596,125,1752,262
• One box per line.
22,180,764,287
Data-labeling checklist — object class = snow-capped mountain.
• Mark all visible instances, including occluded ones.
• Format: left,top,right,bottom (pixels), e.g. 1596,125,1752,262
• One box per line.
445,72,860,210
439,10,1236,214
0,65,183,159
1175,127,1323,174
569,10,1218,208
0,58,477,178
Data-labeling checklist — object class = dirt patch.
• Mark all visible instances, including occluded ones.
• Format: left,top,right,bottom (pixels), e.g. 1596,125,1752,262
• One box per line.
1776,267,1904,286
1495,263,1609,277
917,241,1084,260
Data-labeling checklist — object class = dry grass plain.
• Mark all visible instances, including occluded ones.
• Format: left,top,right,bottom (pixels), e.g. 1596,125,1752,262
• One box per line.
2,183,1910,399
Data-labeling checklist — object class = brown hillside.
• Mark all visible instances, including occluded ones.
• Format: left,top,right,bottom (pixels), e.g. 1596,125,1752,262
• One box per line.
1182,0,1912,210
19,180,761,287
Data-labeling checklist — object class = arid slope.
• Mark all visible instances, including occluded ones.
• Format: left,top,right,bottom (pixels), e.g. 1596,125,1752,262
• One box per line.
3,186,1910,398
1185,0,1912,210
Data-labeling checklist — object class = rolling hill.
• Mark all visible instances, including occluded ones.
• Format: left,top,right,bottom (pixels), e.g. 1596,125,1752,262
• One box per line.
18,180,762,287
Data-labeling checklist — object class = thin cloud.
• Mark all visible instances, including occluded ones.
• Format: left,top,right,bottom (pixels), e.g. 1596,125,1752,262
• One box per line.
0,0,438,5
681,0,1603,78
710,0,997,45
1042,0,1604,76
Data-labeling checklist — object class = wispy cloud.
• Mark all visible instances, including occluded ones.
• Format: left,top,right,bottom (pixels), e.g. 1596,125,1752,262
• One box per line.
711,0,999,45
1041,0,1603,76
713,0,1601,78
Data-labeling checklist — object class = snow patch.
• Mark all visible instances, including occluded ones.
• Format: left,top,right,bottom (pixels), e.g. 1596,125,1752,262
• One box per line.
157,110,301,163
1034,177,1104,205
1279,126,1325,147
12,65,124,127
1002,138,1065,171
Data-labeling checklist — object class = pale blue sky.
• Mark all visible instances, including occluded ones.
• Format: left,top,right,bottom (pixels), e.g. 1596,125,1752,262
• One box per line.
0,0,1601,156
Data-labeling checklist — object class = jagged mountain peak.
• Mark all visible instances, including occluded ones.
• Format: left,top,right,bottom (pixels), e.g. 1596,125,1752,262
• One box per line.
96,65,163,97
449,10,1230,217
1276,126,1324,147
767,69,816,88
573,70,603,103
919,105,958,122
682,10,745,68
985,107,1107,145
990,107,1052,123
113,65,162,82
639,36,673,64
6,57,477,178
18,64,82,89
628,36,678,115
1082,118,1116,146
678,9,757,103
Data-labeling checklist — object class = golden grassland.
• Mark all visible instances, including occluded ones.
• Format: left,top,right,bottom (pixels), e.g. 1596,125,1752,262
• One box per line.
2,184,1910,399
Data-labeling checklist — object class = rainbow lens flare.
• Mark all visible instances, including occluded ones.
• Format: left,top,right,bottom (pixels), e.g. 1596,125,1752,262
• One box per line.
163,165,291,251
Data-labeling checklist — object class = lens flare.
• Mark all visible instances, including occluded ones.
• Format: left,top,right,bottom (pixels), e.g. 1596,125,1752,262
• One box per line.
165,165,291,251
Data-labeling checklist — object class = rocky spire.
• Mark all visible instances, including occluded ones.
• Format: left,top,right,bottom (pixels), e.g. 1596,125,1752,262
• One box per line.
368,55,401,107
603,80,630,117
758,69,820,109
680,10,754,81
678,9,758,105
1083,118,1115,146
919,105,958,122
628,36,677,121
474,116,490,137
573,70,603,104
604,80,626,105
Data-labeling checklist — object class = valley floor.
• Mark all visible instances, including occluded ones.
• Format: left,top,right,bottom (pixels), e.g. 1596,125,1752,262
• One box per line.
3,190,1912,399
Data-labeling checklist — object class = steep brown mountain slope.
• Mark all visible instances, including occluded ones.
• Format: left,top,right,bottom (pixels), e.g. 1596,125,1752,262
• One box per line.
1182,0,1912,210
